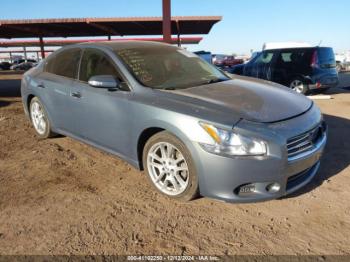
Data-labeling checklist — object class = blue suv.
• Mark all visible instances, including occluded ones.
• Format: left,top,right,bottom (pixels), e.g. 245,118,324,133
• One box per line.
230,47,339,94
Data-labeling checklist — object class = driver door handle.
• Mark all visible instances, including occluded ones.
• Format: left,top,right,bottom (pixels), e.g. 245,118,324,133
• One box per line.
71,92,82,98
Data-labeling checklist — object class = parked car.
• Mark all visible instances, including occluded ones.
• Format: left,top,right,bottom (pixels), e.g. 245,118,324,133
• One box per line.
335,53,350,72
223,56,244,67
11,62,36,71
21,41,327,203
12,59,37,65
212,54,244,68
230,47,339,94
336,60,350,72
0,62,12,70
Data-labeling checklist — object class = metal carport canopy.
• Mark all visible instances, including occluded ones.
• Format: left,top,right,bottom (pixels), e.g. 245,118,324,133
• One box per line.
0,37,204,47
0,16,222,38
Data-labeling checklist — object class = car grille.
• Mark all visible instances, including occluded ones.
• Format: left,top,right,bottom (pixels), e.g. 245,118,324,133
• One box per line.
287,122,326,160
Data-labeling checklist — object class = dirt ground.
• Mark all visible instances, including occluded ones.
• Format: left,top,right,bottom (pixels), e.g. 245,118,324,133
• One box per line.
0,72,349,255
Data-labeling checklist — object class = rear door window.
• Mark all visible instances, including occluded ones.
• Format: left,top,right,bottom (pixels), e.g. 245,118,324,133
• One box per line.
79,49,121,82
45,48,81,79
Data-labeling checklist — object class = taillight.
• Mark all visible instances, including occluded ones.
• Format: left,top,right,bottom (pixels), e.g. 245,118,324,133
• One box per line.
311,50,319,68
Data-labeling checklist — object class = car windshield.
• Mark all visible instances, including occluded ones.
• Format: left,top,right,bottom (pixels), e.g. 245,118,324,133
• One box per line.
115,46,230,90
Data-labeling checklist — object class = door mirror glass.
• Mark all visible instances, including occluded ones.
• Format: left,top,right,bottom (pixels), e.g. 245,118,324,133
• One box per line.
88,75,120,89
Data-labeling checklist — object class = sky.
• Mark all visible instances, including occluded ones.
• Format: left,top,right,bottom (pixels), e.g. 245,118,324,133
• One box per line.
0,0,349,55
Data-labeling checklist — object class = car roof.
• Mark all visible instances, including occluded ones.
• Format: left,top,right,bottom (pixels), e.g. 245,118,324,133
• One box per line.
263,47,332,52
71,40,174,51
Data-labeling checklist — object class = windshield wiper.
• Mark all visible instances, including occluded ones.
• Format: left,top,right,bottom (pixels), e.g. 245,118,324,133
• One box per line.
158,78,229,90
206,78,225,84
193,78,228,87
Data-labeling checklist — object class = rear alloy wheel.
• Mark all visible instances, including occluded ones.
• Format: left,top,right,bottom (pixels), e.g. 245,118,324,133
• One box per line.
30,97,55,139
290,79,308,95
143,131,199,201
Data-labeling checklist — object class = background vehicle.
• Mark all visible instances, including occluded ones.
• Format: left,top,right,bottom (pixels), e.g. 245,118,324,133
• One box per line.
335,53,350,72
10,62,36,71
229,47,339,94
212,54,226,67
12,59,37,66
212,54,244,68
0,62,11,70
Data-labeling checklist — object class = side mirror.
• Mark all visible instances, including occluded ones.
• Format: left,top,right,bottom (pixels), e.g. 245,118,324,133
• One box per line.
88,75,120,89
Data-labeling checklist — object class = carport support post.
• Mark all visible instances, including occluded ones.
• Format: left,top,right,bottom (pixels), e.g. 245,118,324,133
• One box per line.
9,52,13,63
176,20,181,47
39,37,45,59
23,46,27,61
162,0,172,44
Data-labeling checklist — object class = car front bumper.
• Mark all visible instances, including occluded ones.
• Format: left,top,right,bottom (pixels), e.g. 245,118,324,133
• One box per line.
191,107,327,203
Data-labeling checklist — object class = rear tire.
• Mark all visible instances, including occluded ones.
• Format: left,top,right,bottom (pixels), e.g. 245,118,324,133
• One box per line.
29,97,56,139
289,78,309,95
142,131,199,201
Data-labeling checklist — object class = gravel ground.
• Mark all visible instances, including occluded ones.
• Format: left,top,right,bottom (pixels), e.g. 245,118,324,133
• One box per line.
0,72,349,255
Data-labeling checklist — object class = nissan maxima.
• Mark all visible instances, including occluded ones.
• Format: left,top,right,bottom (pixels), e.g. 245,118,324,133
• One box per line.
21,41,327,202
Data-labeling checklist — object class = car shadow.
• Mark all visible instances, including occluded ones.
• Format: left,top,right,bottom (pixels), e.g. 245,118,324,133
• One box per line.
0,100,11,107
0,79,21,98
285,113,350,198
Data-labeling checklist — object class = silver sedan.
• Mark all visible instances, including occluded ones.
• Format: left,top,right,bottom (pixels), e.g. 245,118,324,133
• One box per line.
21,41,327,202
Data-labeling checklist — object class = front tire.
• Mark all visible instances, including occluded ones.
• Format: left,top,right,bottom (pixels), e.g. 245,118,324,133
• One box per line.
30,97,55,139
142,131,199,201
289,78,309,95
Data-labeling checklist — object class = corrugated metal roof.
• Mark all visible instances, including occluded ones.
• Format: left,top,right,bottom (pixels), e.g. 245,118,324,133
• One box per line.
0,16,222,38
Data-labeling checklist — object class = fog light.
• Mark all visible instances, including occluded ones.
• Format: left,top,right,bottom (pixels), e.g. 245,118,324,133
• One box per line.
266,183,281,193
237,183,256,195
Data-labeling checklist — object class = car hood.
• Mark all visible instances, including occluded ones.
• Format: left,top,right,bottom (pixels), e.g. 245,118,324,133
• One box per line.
169,76,313,123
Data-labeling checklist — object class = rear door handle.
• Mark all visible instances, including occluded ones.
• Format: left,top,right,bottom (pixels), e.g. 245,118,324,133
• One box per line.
37,83,45,88
71,92,82,98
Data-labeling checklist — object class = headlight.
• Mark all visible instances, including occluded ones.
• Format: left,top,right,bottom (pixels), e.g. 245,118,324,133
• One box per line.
199,122,266,156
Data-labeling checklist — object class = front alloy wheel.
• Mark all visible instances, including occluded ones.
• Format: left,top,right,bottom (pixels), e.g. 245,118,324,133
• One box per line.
143,131,199,201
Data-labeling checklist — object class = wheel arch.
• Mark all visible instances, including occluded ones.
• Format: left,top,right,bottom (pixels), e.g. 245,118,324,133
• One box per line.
26,94,35,112
25,94,57,133
22,94,36,119
289,74,313,85
135,120,198,171
137,127,165,170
